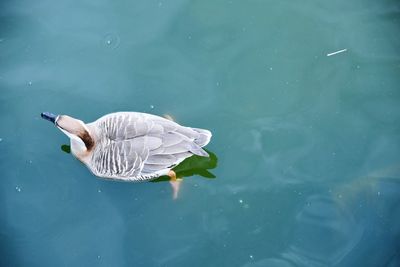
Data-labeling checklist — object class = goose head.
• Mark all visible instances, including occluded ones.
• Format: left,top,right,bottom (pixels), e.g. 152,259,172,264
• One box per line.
41,112,94,157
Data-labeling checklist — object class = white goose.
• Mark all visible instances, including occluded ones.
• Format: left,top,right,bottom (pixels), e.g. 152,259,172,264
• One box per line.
41,112,212,182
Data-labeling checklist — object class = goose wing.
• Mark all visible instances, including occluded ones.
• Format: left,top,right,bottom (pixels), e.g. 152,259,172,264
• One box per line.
90,112,209,181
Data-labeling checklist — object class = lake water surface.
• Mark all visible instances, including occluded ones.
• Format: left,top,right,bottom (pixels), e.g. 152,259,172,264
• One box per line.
1,0,400,266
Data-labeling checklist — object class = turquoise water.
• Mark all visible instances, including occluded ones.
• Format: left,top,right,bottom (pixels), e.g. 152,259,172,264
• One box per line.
1,0,400,266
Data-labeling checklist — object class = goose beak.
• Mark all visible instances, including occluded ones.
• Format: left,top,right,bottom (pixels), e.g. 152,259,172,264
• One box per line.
41,112,59,124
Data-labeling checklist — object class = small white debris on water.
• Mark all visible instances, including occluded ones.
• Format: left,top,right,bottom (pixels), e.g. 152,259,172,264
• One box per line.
103,33,120,49
15,186,21,192
239,199,243,204
249,255,254,260
150,105,154,109
98,189,102,193
327,48,347,57
28,81,32,85
0,138,2,142
97,255,101,259
269,67,273,71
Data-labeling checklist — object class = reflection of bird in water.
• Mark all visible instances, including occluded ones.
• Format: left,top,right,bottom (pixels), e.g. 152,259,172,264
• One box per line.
41,111,212,197
152,148,218,199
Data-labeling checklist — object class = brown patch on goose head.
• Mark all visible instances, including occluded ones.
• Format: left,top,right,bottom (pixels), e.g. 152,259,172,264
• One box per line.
56,115,95,151
78,130,95,151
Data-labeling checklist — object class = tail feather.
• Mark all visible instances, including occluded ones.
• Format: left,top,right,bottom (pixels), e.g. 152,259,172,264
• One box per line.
192,128,212,147
189,143,209,157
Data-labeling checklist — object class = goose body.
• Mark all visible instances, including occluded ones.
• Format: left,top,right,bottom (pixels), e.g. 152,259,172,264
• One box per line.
41,112,212,182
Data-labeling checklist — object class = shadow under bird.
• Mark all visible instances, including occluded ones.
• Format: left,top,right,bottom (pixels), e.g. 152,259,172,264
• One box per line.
41,112,212,185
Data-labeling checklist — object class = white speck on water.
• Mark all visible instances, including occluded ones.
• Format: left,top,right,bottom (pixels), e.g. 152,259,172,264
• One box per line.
28,81,32,85
103,33,120,49
15,186,22,192
269,67,273,71
249,255,254,260
239,199,243,204
97,255,101,259
0,138,2,142
150,105,154,109
377,191,381,196
326,48,347,57
98,189,102,193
